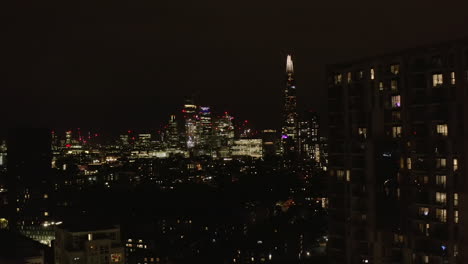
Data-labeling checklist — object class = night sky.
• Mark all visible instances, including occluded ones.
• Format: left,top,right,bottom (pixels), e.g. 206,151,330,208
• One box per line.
4,1,468,132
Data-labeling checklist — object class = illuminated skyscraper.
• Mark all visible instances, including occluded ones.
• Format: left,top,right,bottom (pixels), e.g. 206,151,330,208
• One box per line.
195,106,213,156
182,98,198,150
281,54,299,159
298,110,320,164
198,106,212,145
214,112,235,158
166,115,180,149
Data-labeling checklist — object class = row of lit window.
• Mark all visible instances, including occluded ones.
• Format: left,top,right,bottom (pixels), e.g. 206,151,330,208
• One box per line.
389,124,449,138
333,64,400,85
418,208,457,225
402,157,457,170
433,72,457,87
335,70,457,90
417,192,458,207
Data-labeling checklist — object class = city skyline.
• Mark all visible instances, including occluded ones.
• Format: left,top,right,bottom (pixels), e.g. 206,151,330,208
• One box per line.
3,2,468,264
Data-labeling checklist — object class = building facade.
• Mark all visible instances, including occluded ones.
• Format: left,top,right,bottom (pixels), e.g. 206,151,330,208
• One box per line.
298,110,320,164
182,98,198,150
7,128,56,246
281,55,299,160
55,225,125,264
327,39,468,264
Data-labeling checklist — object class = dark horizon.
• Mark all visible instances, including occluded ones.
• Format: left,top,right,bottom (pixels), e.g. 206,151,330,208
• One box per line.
4,1,468,130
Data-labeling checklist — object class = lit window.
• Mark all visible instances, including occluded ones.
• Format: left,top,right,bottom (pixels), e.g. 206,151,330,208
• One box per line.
436,158,447,169
334,74,342,85
400,158,405,169
419,207,429,216
407,158,412,170
393,234,404,243
44,212,49,216
455,210,459,223
423,255,429,264
423,175,429,184
432,73,443,87
346,170,351,182
111,253,122,262
347,72,352,83
390,64,400,74
358,127,367,138
391,80,398,90
359,70,364,79
436,124,448,136
451,72,456,85
436,175,446,187
379,82,384,91
391,95,401,108
370,68,375,80
436,208,447,222
453,158,458,171
336,170,345,181
419,223,430,236
43,194,48,199
436,192,447,205
454,193,458,207
392,126,402,138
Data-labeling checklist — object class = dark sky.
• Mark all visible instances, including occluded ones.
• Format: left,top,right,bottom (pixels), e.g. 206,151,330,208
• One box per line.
4,0,468,131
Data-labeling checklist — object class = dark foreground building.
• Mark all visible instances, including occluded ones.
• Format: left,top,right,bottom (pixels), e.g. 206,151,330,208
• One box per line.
327,38,468,264
7,128,56,245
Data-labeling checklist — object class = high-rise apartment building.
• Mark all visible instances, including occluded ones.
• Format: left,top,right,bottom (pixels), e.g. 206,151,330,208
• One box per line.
327,39,468,264
55,224,125,264
281,55,299,160
7,128,56,245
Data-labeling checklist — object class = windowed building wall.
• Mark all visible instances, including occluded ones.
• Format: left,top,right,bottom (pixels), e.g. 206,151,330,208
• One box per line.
327,39,468,264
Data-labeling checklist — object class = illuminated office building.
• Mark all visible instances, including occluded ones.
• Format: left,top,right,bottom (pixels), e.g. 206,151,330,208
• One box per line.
298,111,320,164
214,112,235,158
0,140,6,167
119,134,130,146
327,39,468,264
231,139,263,159
182,98,198,150
196,106,213,156
166,114,180,149
65,130,72,146
261,129,278,157
137,134,152,148
281,55,299,160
